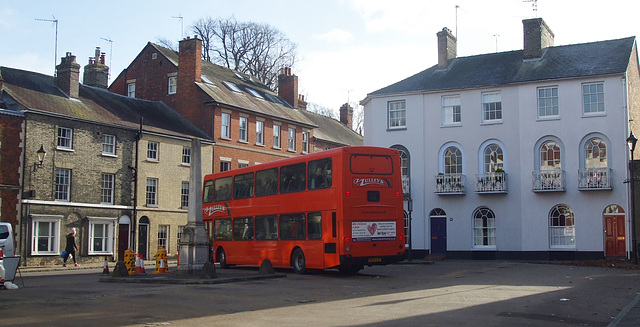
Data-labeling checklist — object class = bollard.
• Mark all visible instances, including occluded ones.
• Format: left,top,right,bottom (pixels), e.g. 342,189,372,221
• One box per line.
124,248,136,276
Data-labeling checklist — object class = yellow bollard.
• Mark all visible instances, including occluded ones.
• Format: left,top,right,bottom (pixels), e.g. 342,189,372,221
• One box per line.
154,247,168,274
124,248,136,276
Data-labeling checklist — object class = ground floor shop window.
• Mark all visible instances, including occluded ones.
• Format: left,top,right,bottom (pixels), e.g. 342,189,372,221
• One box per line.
89,218,114,254
31,215,62,255
158,225,169,251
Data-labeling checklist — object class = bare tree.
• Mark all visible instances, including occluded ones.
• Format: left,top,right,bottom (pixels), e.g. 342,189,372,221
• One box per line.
307,102,338,120
155,37,177,51
352,104,364,136
190,16,297,90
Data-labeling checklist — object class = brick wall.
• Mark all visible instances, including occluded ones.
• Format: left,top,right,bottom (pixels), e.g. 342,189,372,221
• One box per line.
0,112,23,229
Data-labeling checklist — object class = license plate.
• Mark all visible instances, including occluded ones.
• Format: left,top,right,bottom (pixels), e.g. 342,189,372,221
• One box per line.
368,257,382,263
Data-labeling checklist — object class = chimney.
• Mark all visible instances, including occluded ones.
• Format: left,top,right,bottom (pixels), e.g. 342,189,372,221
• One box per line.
437,27,457,69
178,35,202,84
56,52,81,98
278,67,298,108
523,18,554,59
340,103,353,130
297,94,307,111
83,47,109,88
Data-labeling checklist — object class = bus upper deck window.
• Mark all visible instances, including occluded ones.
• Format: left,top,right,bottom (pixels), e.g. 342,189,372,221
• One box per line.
367,190,380,202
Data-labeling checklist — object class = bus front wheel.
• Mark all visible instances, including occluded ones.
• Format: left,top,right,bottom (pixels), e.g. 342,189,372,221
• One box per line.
292,249,306,274
217,248,229,269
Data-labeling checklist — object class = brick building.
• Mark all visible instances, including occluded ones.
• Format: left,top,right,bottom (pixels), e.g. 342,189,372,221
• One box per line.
109,36,318,172
0,90,24,243
0,51,213,265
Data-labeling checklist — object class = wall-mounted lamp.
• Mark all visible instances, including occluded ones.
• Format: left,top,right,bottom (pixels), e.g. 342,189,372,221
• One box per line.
33,145,47,171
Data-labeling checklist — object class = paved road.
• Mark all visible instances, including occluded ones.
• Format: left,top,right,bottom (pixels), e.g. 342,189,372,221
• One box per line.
2,260,640,326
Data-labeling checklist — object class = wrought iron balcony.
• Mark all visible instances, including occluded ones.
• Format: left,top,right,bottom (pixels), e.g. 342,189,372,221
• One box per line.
532,169,566,192
435,173,466,194
475,172,507,193
578,168,612,190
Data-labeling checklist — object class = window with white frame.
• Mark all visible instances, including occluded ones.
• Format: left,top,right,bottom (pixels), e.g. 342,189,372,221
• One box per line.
181,181,189,208
483,144,504,173
177,225,184,253
55,168,71,201
582,82,604,114
239,163,248,168
239,117,248,142
442,95,461,126
146,178,158,206
473,207,496,247
444,146,462,174
537,86,558,118
31,216,61,254
158,225,169,250
101,173,115,204
256,121,264,145
102,134,116,155
57,127,73,149
127,82,136,98
482,92,502,122
168,75,177,94
182,147,191,165
549,204,575,247
302,131,309,153
540,140,561,170
221,112,231,139
273,124,281,148
89,219,113,254
585,137,607,168
388,100,406,129
147,141,158,161
288,127,296,151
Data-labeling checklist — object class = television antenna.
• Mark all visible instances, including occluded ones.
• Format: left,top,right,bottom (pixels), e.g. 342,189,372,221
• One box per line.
172,14,184,39
523,0,538,17
35,15,59,76
100,37,113,82
493,33,500,52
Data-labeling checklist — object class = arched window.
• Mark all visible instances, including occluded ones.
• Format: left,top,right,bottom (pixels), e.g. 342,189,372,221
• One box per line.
540,141,561,170
484,144,503,173
585,137,607,168
549,204,575,247
473,207,496,247
391,145,410,195
444,146,462,174
429,208,446,216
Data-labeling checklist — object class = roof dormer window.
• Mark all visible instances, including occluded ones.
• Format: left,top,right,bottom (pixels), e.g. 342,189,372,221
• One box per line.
223,81,243,93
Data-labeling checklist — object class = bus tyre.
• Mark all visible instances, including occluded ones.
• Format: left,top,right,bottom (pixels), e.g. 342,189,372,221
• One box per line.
292,249,306,274
217,248,229,269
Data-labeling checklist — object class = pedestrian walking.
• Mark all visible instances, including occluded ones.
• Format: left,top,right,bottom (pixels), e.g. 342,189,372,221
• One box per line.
63,228,79,267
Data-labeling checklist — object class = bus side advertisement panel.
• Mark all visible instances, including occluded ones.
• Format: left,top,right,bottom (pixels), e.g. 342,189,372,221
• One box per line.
351,221,396,242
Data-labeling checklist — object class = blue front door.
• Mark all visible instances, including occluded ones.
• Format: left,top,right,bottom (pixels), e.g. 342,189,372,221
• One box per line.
430,217,446,254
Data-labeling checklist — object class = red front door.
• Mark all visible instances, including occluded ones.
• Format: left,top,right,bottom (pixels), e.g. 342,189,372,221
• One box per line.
605,215,626,257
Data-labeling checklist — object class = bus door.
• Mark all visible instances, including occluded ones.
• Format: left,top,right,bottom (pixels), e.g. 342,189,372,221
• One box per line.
323,211,340,268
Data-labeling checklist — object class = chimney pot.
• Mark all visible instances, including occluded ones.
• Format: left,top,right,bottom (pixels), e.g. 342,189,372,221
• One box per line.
56,52,81,98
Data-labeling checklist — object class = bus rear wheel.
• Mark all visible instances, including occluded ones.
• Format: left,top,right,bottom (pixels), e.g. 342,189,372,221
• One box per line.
217,248,229,269
292,249,306,274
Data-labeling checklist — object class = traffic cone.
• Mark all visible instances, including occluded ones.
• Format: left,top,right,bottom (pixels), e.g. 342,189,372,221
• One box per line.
159,258,166,273
135,253,143,274
101,256,110,276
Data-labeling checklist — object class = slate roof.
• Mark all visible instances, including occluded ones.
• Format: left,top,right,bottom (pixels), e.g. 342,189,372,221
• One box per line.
367,36,637,99
0,66,213,141
148,43,316,128
299,110,363,147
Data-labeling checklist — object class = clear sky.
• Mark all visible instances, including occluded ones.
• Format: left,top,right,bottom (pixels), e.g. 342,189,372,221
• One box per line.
1,0,639,113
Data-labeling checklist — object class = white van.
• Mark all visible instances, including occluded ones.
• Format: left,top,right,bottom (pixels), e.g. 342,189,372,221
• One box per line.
0,222,15,257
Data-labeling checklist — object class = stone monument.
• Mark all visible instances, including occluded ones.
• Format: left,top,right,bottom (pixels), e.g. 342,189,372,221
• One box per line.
178,139,210,273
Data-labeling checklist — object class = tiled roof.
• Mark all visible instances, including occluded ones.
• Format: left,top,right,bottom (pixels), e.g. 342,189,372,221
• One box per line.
367,37,636,98
300,110,363,147
0,66,212,141
149,43,316,127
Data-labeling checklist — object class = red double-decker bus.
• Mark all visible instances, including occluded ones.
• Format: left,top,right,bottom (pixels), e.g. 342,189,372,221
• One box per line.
202,146,405,274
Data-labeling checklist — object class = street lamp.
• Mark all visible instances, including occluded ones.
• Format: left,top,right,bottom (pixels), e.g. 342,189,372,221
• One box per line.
33,145,47,171
627,132,637,264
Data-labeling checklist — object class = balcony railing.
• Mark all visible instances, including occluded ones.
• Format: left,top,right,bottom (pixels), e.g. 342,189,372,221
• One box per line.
435,173,466,194
532,169,566,192
475,172,507,193
578,168,612,190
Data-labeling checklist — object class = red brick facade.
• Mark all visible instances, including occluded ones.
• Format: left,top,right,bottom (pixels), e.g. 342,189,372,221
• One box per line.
0,112,24,229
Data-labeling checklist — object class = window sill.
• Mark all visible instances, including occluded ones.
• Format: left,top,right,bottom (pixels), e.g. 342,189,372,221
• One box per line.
255,143,265,147
181,163,191,167
536,116,560,121
220,136,231,141
272,146,281,150
582,112,606,118
238,140,249,144
287,149,296,153
88,252,114,256
441,123,462,128
146,159,159,163
56,147,74,152
386,127,407,132
101,153,118,158
480,120,503,126
100,202,114,206
146,204,158,208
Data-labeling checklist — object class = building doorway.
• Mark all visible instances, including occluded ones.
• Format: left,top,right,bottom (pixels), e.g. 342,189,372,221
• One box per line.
430,208,447,255
138,216,149,260
604,205,626,257
117,216,130,261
